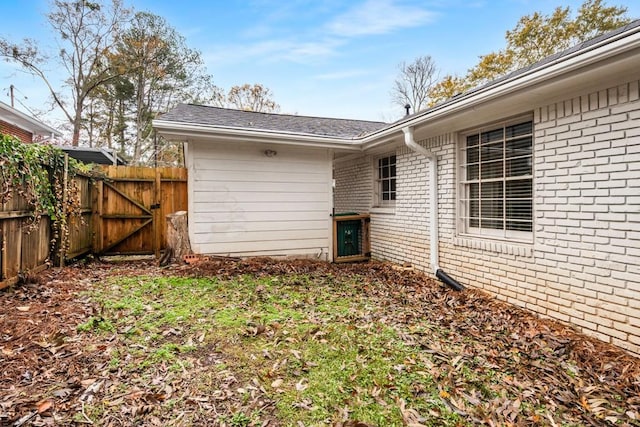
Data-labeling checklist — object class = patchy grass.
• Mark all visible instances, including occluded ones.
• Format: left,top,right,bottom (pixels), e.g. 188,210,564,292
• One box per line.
80,273,464,425
1,259,639,426
77,264,639,426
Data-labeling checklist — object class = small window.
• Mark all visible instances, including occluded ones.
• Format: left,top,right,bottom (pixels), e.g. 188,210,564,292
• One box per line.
460,119,533,241
376,154,396,206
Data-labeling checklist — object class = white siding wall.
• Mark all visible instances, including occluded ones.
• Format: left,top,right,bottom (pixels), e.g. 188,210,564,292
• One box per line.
334,78,640,355
188,141,333,259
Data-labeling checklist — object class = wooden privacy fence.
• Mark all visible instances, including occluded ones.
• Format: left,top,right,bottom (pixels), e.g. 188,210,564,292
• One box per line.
95,166,187,257
65,173,94,261
0,183,53,287
0,165,187,289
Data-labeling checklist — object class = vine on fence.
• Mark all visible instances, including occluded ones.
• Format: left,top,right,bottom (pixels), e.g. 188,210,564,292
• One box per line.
0,133,92,262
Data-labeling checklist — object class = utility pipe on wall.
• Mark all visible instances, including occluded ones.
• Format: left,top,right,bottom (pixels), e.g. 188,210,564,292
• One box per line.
402,126,464,291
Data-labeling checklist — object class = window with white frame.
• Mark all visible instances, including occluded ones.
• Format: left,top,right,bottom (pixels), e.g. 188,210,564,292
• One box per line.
459,118,533,241
375,154,396,206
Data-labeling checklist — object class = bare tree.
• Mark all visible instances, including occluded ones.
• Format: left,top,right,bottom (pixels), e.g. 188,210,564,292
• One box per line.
224,84,280,113
0,0,131,145
391,55,438,114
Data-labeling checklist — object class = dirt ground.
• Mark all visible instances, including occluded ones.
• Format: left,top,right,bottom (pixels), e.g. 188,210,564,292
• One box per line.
0,258,639,426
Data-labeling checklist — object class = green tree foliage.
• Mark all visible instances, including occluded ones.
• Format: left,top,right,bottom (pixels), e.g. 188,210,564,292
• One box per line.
2,3,279,165
0,0,131,146
104,11,221,163
426,75,471,107
85,75,135,152
428,0,631,106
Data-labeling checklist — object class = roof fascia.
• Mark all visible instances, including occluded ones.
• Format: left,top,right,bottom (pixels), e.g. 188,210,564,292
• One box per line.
152,120,363,151
0,101,61,137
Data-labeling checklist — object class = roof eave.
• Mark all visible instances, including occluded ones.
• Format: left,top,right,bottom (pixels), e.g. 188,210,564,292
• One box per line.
0,101,62,138
152,120,363,151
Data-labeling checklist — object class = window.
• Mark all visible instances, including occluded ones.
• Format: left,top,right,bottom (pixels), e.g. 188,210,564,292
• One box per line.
376,154,396,205
460,119,533,241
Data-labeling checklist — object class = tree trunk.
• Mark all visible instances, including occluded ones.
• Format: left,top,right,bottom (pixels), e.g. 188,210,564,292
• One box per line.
72,96,85,146
161,210,191,265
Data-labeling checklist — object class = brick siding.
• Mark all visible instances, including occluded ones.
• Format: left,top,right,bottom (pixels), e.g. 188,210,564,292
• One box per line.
334,155,373,214
334,79,640,355
0,119,33,143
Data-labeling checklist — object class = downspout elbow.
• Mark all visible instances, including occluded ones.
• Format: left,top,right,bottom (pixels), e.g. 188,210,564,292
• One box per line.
403,126,434,160
436,269,465,291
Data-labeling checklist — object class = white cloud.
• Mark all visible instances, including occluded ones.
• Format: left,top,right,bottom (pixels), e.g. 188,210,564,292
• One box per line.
327,0,436,37
201,1,437,70
203,37,345,67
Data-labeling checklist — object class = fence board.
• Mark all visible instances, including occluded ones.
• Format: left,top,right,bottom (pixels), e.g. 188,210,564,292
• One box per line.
67,174,94,259
96,166,187,256
0,172,91,288
3,218,24,281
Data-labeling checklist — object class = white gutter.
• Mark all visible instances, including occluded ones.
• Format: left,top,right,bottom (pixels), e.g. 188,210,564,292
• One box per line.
0,100,62,139
153,119,363,151
402,126,439,273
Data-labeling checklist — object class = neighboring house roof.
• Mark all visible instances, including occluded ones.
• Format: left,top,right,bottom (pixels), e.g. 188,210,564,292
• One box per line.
154,19,640,149
158,104,388,139
58,146,127,165
0,101,62,140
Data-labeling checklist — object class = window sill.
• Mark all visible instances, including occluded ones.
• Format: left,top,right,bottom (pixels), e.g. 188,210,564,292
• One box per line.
370,206,395,215
454,236,533,257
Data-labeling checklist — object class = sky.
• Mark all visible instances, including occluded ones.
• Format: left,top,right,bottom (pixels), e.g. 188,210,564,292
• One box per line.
1,0,639,132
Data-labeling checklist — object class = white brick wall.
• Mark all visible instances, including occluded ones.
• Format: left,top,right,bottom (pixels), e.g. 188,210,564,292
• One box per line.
334,155,373,214
334,79,640,356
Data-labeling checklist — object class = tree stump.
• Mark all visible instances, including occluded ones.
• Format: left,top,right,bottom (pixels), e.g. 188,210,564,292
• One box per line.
161,211,192,265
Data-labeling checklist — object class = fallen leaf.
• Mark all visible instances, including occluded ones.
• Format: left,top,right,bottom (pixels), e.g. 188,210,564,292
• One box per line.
17,306,30,312
580,395,590,411
271,379,284,388
37,399,53,414
52,388,73,398
295,379,308,391
397,398,427,427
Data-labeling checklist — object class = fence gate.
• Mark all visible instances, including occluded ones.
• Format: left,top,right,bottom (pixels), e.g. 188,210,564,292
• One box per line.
95,166,187,257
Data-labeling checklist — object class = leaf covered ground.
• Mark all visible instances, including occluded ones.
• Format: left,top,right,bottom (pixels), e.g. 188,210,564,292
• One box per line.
0,257,639,426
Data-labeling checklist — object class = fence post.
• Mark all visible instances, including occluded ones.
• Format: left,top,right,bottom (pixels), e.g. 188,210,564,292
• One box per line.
59,154,69,267
0,228,4,281
93,179,104,255
154,168,162,259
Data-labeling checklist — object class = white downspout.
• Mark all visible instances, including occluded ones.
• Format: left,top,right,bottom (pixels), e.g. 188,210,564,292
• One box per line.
402,126,439,273
402,126,464,290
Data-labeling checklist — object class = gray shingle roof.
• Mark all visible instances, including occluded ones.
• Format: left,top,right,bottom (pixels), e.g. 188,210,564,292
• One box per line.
157,104,388,139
